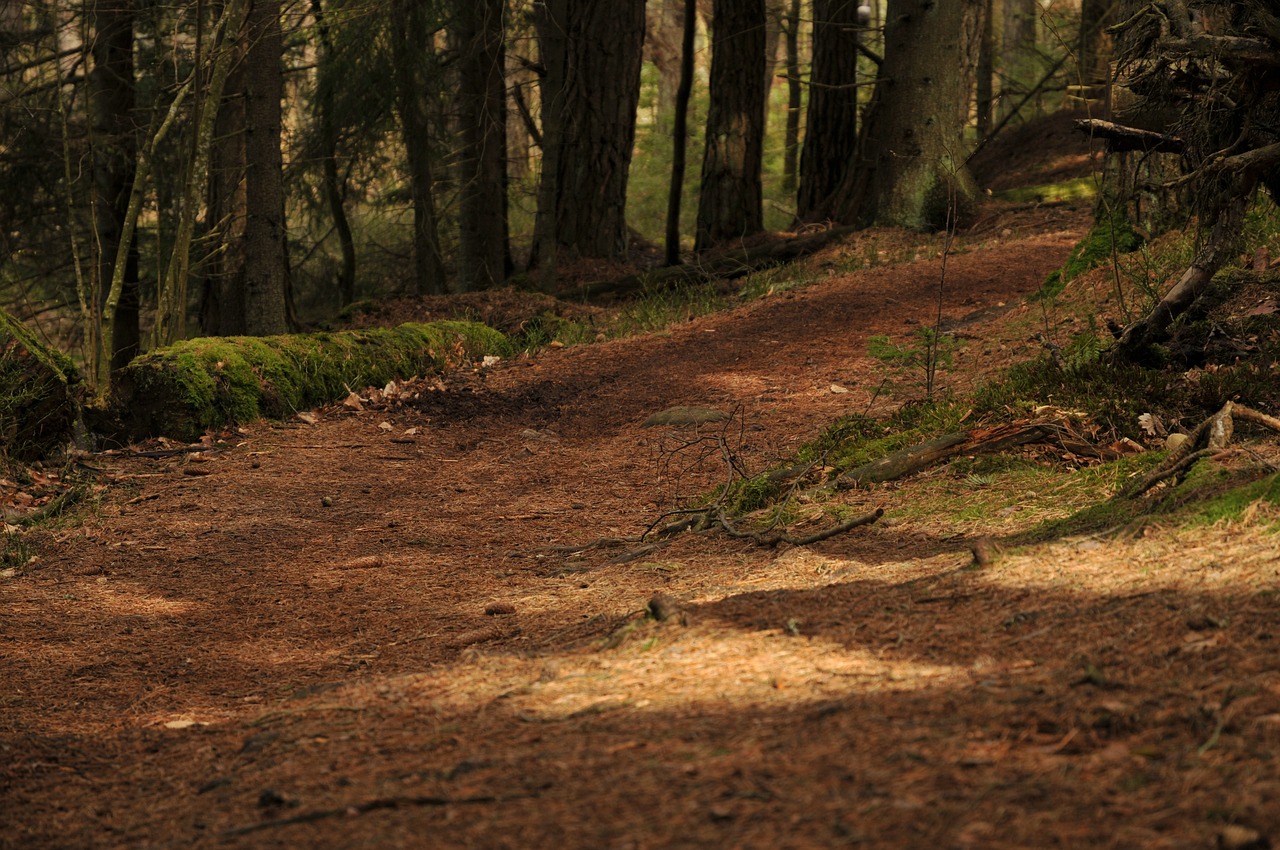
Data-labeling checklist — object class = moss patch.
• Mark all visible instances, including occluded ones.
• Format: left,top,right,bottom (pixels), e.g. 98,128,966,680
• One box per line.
0,307,85,461
112,321,507,441
1038,205,1142,301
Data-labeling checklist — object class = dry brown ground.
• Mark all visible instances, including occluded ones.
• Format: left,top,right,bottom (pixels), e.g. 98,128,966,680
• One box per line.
6,154,1280,847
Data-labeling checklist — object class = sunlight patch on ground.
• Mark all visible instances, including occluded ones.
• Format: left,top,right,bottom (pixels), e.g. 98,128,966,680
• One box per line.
69,580,203,617
979,522,1280,595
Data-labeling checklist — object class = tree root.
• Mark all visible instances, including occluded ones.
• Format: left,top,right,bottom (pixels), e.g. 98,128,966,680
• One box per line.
1124,402,1280,498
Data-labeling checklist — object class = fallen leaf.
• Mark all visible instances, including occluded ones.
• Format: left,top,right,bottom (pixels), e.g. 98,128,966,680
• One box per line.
297,411,319,425
342,392,364,411
829,384,850,394
378,421,394,431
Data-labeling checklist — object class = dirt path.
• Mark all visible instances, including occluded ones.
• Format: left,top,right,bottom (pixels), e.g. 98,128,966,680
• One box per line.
6,217,1280,849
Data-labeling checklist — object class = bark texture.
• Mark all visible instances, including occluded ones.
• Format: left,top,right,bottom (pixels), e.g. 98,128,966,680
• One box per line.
241,0,290,335
391,0,447,295
454,0,509,290
796,0,862,221
88,0,139,372
833,0,985,230
533,0,647,264
202,0,290,336
695,0,766,251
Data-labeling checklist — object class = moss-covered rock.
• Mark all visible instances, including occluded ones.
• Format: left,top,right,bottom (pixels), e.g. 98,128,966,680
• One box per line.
0,307,84,461
113,320,508,441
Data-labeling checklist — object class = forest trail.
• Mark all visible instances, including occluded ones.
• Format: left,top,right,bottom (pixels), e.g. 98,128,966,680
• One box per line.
7,209,1280,849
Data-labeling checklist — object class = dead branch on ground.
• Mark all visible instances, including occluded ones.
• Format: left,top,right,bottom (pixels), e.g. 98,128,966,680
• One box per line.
1124,402,1280,498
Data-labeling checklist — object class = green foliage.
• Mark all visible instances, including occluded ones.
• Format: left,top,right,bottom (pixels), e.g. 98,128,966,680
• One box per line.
867,327,961,397
112,321,507,440
972,353,1180,438
791,400,970,475
1039,206,1143,301
613,283,725,336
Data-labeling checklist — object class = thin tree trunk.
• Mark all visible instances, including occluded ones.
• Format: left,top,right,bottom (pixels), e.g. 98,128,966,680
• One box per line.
1001,0,1038,120
241,0,289,335
781,0,801,193
976,0,994,136
665,0,698,266
454,0,509,291
761,0,784,132
88,0,139,373
312,0,357,308
695,0,766,251
646,0,687,127
391,0,447,295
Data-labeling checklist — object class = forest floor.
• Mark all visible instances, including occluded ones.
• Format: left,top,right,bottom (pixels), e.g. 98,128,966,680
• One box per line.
6,115,1280,849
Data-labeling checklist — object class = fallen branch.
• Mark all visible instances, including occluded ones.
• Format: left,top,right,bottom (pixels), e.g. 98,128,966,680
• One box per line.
837,423,1059,489
1074,118,1184,154
1124,402,1280,498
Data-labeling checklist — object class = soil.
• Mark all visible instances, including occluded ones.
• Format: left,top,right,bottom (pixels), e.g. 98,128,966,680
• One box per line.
5,118,1280,850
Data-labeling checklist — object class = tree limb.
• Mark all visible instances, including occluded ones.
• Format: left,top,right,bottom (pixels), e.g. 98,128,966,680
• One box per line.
1074,118,1185,154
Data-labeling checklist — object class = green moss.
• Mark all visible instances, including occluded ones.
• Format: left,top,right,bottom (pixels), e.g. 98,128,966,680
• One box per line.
725,473,780,515
0,307,85,460
1038,205,1142,301
1174,467,1280,527
114,320,508,440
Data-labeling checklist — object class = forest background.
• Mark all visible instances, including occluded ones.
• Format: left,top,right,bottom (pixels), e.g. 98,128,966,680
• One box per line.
2,0,1117,394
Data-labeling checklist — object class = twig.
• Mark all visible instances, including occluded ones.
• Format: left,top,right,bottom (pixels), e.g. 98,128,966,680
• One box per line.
716,508,883,547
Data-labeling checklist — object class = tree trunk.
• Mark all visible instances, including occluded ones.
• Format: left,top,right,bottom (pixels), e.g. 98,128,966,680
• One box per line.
200,0,289,336
1001,0,1038,120
695,0,766,252
533,0,647,264
87,0,139,373
203,1,251,336
454,0,510,291
391,0,447,295
780,0,801,193
665,0,698,266
1078,0,1116,106
796,0,862,221
976,0,994,136
761,0,785,131
646,0,687,127
834,0,985,230
311,0,357,308
240,0,289,335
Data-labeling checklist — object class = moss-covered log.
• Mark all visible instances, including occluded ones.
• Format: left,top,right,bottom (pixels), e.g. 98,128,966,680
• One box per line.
0,307,85,461
112,321,507,441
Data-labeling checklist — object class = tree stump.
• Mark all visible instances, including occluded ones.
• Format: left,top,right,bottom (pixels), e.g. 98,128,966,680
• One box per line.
0,308,84,461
